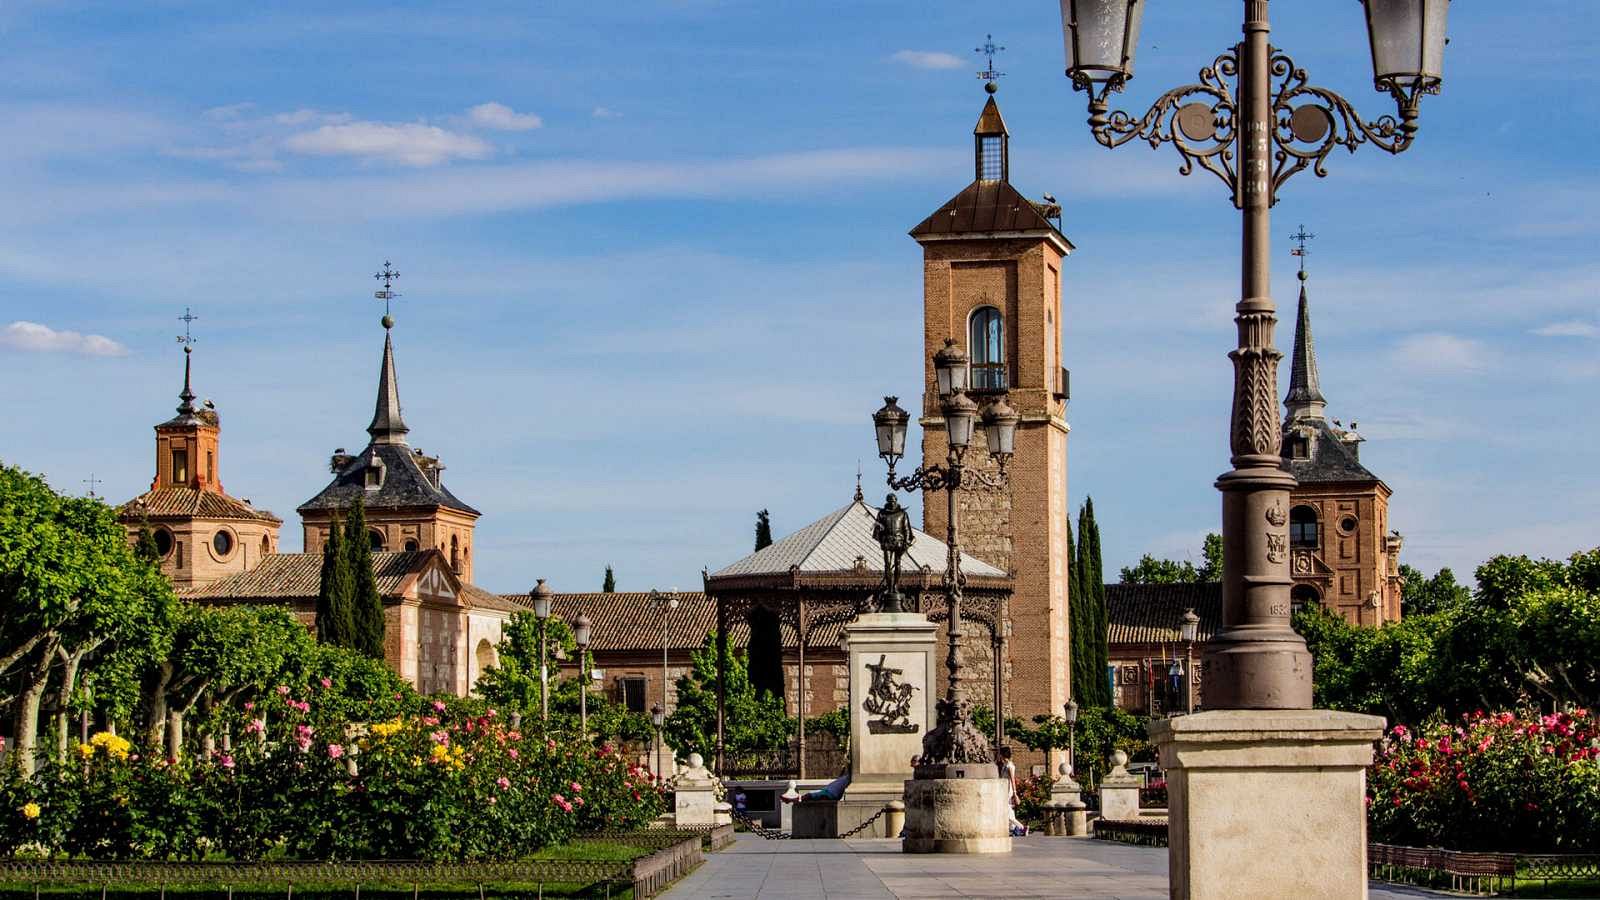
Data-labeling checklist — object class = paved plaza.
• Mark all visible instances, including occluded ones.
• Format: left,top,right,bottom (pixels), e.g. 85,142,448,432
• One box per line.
663,834,1453,899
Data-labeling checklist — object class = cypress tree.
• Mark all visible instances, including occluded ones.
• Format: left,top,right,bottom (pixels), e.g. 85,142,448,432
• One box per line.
135,522,161,563
317,521,355,647
1066,513,1090,705
747,509,785,700
1082,497,1111,707
603,565,616,593
344,497,385,659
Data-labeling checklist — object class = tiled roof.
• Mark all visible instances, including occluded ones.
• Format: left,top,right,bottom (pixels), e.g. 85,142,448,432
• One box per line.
502,592,847,654
710,499,1006,580
909,179,1071,247
179,551,425,602
462,582,527,614
298,442,479,516
120,487,281,524
1283,418,1379,485
1105,582,1223,646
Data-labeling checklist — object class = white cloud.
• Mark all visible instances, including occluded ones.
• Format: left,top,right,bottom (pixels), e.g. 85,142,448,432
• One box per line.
274,109,350,127
467,102,542,132
282,121,492,167
591,106,622,120
1532,319,1599,338
1389,333,1491,375
1,321,127,357
890,49,965,70
203,102,255,121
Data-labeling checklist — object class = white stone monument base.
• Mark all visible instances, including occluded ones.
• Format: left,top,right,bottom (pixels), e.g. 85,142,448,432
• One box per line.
1149,709,1385,900
902,775,1012,854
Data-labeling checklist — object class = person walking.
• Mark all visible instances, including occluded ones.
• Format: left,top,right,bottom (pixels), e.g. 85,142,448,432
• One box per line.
998,746,1027,836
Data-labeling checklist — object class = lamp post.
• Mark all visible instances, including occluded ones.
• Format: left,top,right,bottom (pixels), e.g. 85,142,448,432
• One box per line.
1180,607,1200,714
872,339,1020,773
1057,0,1449,709
650,702,666,783
573,612,593,737
530,579,553,735
648,589,679,719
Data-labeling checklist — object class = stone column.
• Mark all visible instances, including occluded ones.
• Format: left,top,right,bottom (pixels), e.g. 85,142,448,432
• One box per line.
1097,750,1142,822
670,752,721,828
1150,710,1384,900
839,612,938,838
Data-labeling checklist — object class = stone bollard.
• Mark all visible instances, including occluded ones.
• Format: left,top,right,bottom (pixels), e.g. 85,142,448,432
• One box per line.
1065,799,1088,836
1043,800,1067,836
885,800,906,839
713,801,733,826
1047,760,1088,836
1098,750,1143,822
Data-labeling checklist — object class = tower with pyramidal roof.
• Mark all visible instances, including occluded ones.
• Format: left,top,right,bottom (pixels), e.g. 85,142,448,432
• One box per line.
909,83,1075,729
298,308,481,579
1280,253,1404,625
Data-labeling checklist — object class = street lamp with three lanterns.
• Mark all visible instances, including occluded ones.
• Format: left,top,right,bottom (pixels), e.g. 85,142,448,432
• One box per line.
530,578,554,736
872,338,1020,772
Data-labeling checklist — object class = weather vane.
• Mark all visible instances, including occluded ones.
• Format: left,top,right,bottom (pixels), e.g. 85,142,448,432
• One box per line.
176,307,199,352
975,34,1005,83
83,473,102,499
1289,224,1315,276
374,260,401,321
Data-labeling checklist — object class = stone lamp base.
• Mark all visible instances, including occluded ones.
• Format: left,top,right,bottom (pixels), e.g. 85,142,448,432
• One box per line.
902,765,1012,854
1149,709,1385,900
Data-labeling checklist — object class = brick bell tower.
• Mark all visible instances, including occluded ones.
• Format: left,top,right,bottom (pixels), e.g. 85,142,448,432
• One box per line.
909,84,1075,728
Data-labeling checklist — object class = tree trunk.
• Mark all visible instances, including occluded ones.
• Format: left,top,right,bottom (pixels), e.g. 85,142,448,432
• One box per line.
54,645,87,764
11,638,59,777
167,711,183,762
143,661,174,751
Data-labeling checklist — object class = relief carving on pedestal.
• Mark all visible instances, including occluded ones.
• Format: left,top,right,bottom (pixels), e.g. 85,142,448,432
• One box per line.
1266,532,1287,564
864,654,919,735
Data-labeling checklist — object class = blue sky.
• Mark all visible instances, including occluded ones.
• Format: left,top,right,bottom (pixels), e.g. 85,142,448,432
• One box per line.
2,2,1596,593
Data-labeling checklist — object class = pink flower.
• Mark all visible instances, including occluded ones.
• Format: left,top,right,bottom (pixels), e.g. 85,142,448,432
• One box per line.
432,700,447,712
327,744,346,759
570,781,582,792
507,748,519,760
507,731,522,742
219,754,235,770
320,677,333,689
488,796,497,805
295,724,315,752
276,685,290,696
496,777,511,790
245,718,266,735
422,716,440,727
244,702,255,711
431,730,450,745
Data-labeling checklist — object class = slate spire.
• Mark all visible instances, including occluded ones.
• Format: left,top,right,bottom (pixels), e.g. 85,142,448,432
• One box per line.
367,319,409,445
1284,270,1327,422
177,346,197,416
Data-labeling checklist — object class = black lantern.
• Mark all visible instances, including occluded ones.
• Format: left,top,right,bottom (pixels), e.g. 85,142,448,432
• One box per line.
873,396,911,465
942,390,978,451
932,338,970,397
981,397,1020,460
531,578,552,620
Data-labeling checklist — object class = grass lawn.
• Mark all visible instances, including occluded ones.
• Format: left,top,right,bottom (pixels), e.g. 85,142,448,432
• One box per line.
0,840,657,899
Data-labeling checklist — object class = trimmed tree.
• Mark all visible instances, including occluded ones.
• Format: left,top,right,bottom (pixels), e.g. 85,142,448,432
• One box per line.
316,519,355,648
747,509,785,700
602,565,616,593
1076,498,1111,707
343,497,385,659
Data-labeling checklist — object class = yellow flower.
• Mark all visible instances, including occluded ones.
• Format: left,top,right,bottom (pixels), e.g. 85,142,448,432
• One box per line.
76,743,94,760
429,744,450,763
89,732,132,760
370,719,404,739
20,803,40,820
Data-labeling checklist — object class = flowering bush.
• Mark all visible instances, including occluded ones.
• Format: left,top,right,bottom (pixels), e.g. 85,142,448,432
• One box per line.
1368,710,1600,851
0,687,666,861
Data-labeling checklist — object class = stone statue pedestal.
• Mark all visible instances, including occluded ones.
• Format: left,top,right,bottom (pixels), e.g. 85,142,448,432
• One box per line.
671,752,722,828
902,764,1012,854
1047,762,1087,836
837,612,938,838
1097,750,1143,822
1150,709,1385,900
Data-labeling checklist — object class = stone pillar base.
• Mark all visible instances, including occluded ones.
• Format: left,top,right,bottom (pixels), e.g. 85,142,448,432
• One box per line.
902,777,1012,854
1150,709,1384,900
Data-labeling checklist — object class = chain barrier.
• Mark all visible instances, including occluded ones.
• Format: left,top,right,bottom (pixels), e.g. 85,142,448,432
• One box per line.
837,805,891,839
730,809,790,840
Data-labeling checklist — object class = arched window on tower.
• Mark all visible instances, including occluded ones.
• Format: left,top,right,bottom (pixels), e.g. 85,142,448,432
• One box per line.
969,306,1006,391
1290,583,1321,616
368,529,385,552
450,535,460,574
1290,505,1319,548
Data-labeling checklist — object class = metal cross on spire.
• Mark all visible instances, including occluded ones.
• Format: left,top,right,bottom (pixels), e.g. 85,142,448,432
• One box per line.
374,260,401,321
975,34,1005,83
176,307,199,352
82,473,102,499
1289,224,1316,275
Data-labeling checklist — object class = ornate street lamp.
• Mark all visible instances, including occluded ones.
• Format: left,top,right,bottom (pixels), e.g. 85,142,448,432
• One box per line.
531,578,553,733
648,589,679,721
650,702,666,782
871,342,1016,775
573,612,593,737
1057,0,1449,709
1180,607,1200,714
